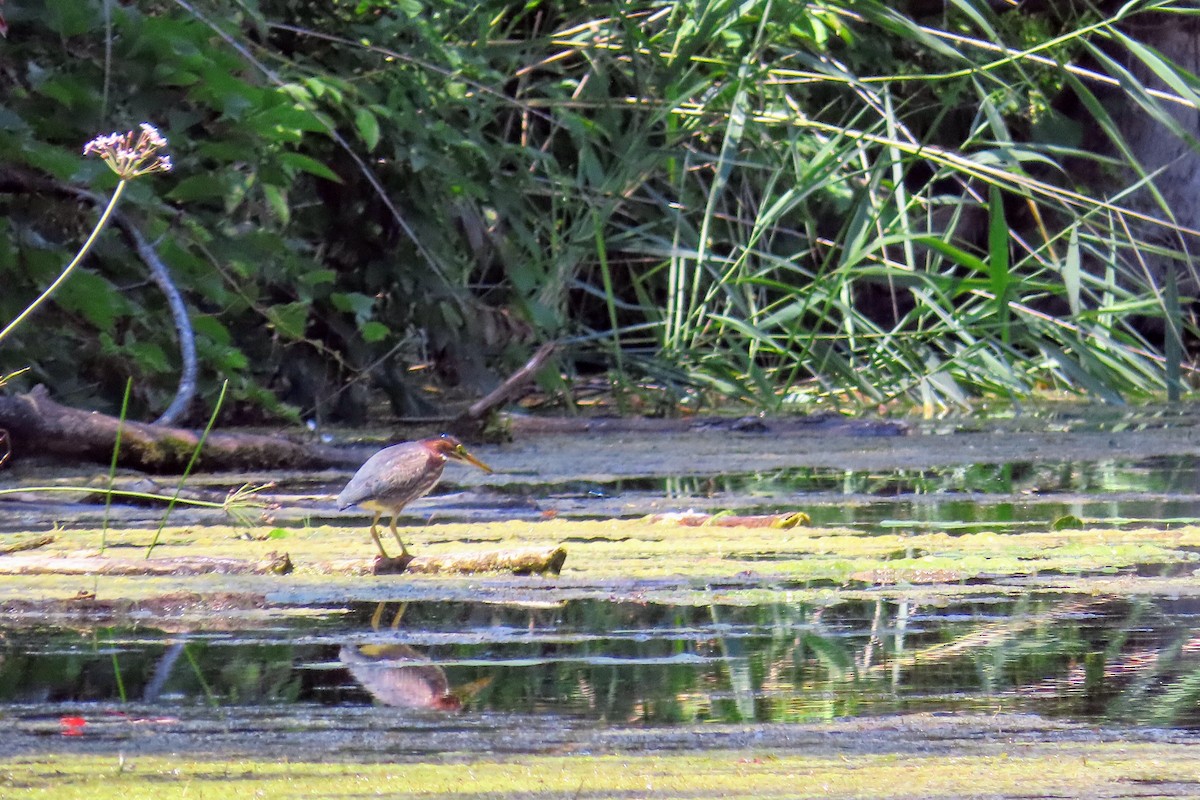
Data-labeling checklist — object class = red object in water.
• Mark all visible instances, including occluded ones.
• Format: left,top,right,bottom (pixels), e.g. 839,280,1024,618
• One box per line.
59,716,87,736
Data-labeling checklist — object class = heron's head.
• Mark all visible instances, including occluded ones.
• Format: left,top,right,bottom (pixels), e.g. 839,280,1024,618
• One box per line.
426,434,493,473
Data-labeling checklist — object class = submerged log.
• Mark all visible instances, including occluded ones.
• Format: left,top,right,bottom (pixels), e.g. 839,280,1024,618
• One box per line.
645,511,811,529
504,413,908,436
371,546,567,576
0,385,359,472
0,552,293,576
0,547,564,578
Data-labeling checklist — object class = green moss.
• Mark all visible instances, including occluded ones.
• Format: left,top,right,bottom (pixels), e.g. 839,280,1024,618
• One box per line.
3,519,1200,613
1,740,1197,799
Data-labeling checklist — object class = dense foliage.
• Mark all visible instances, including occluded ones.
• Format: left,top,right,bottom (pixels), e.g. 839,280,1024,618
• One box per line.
2,0,1199,421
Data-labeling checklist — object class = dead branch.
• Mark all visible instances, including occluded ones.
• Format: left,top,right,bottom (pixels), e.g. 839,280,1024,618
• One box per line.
459,341,558,422
0,385,360,471
118,208,196,425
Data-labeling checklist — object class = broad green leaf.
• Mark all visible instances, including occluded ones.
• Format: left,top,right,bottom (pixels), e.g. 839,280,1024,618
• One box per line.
299,269,336,287
331,292,376,321
265,302,309,341
1064,225,1081,317
166,175,229,203
54,270,127,332
987,186,1010,298
262,184,290,225
360,320,389,343
127,340,172,374
279,152,342,183
193,315,233,346
354,107,381,152
911,237,988,274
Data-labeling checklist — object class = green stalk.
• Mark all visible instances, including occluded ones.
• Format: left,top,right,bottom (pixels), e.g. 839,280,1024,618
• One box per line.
0,486,227,509
183,643,218,706
0,179,128,347
101,377,133,554
1164,256,1182,402
110,649,127,703
592,209,627,412
146,379,228,558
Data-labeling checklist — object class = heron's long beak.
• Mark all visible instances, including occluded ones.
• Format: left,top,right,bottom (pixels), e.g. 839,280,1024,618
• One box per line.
453,445,493,473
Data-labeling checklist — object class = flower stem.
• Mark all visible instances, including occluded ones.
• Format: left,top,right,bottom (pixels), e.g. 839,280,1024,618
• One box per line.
0,179,128,348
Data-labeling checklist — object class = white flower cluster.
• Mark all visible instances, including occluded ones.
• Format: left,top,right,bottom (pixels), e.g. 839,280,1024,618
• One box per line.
83,123,173,179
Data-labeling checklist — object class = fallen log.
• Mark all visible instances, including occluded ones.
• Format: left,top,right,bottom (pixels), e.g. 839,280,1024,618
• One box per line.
355,545,567,576
0,385,360,472
0,547,565,578
0,552,293,576
399,545,566,576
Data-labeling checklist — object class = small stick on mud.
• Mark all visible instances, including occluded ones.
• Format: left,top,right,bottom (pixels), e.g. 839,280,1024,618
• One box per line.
0,534,55,555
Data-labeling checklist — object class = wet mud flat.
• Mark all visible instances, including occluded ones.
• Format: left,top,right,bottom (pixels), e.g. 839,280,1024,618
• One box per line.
3,406,1200,797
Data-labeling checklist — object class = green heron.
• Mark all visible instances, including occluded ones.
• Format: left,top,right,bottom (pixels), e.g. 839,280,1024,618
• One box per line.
340,602,492,710
337,434,493,559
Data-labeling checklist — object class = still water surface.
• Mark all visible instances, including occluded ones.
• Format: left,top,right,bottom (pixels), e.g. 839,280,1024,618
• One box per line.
5,410,1200,752
4,593,1198,729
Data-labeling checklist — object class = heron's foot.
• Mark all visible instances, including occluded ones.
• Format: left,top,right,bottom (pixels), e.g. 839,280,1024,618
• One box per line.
372,552,415,576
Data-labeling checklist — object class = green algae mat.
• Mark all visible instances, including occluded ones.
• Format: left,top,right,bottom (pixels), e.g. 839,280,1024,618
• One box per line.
3,412,1200,797
4,725,1199,800
1,516,1199,609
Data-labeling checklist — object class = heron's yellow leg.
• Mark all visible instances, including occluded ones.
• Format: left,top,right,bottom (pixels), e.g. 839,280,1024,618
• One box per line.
388,514,410,557
369,601,387,631
368,511,390,558
390,602,408,630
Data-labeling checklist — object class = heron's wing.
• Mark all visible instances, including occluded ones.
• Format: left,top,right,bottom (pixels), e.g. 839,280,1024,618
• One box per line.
337,444,439,509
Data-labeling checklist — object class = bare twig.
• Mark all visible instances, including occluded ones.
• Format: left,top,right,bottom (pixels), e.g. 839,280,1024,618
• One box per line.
119,214,197,425
460,341,558,421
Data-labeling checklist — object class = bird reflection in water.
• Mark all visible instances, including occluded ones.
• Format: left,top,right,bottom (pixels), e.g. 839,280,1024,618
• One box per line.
340,602,491,712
